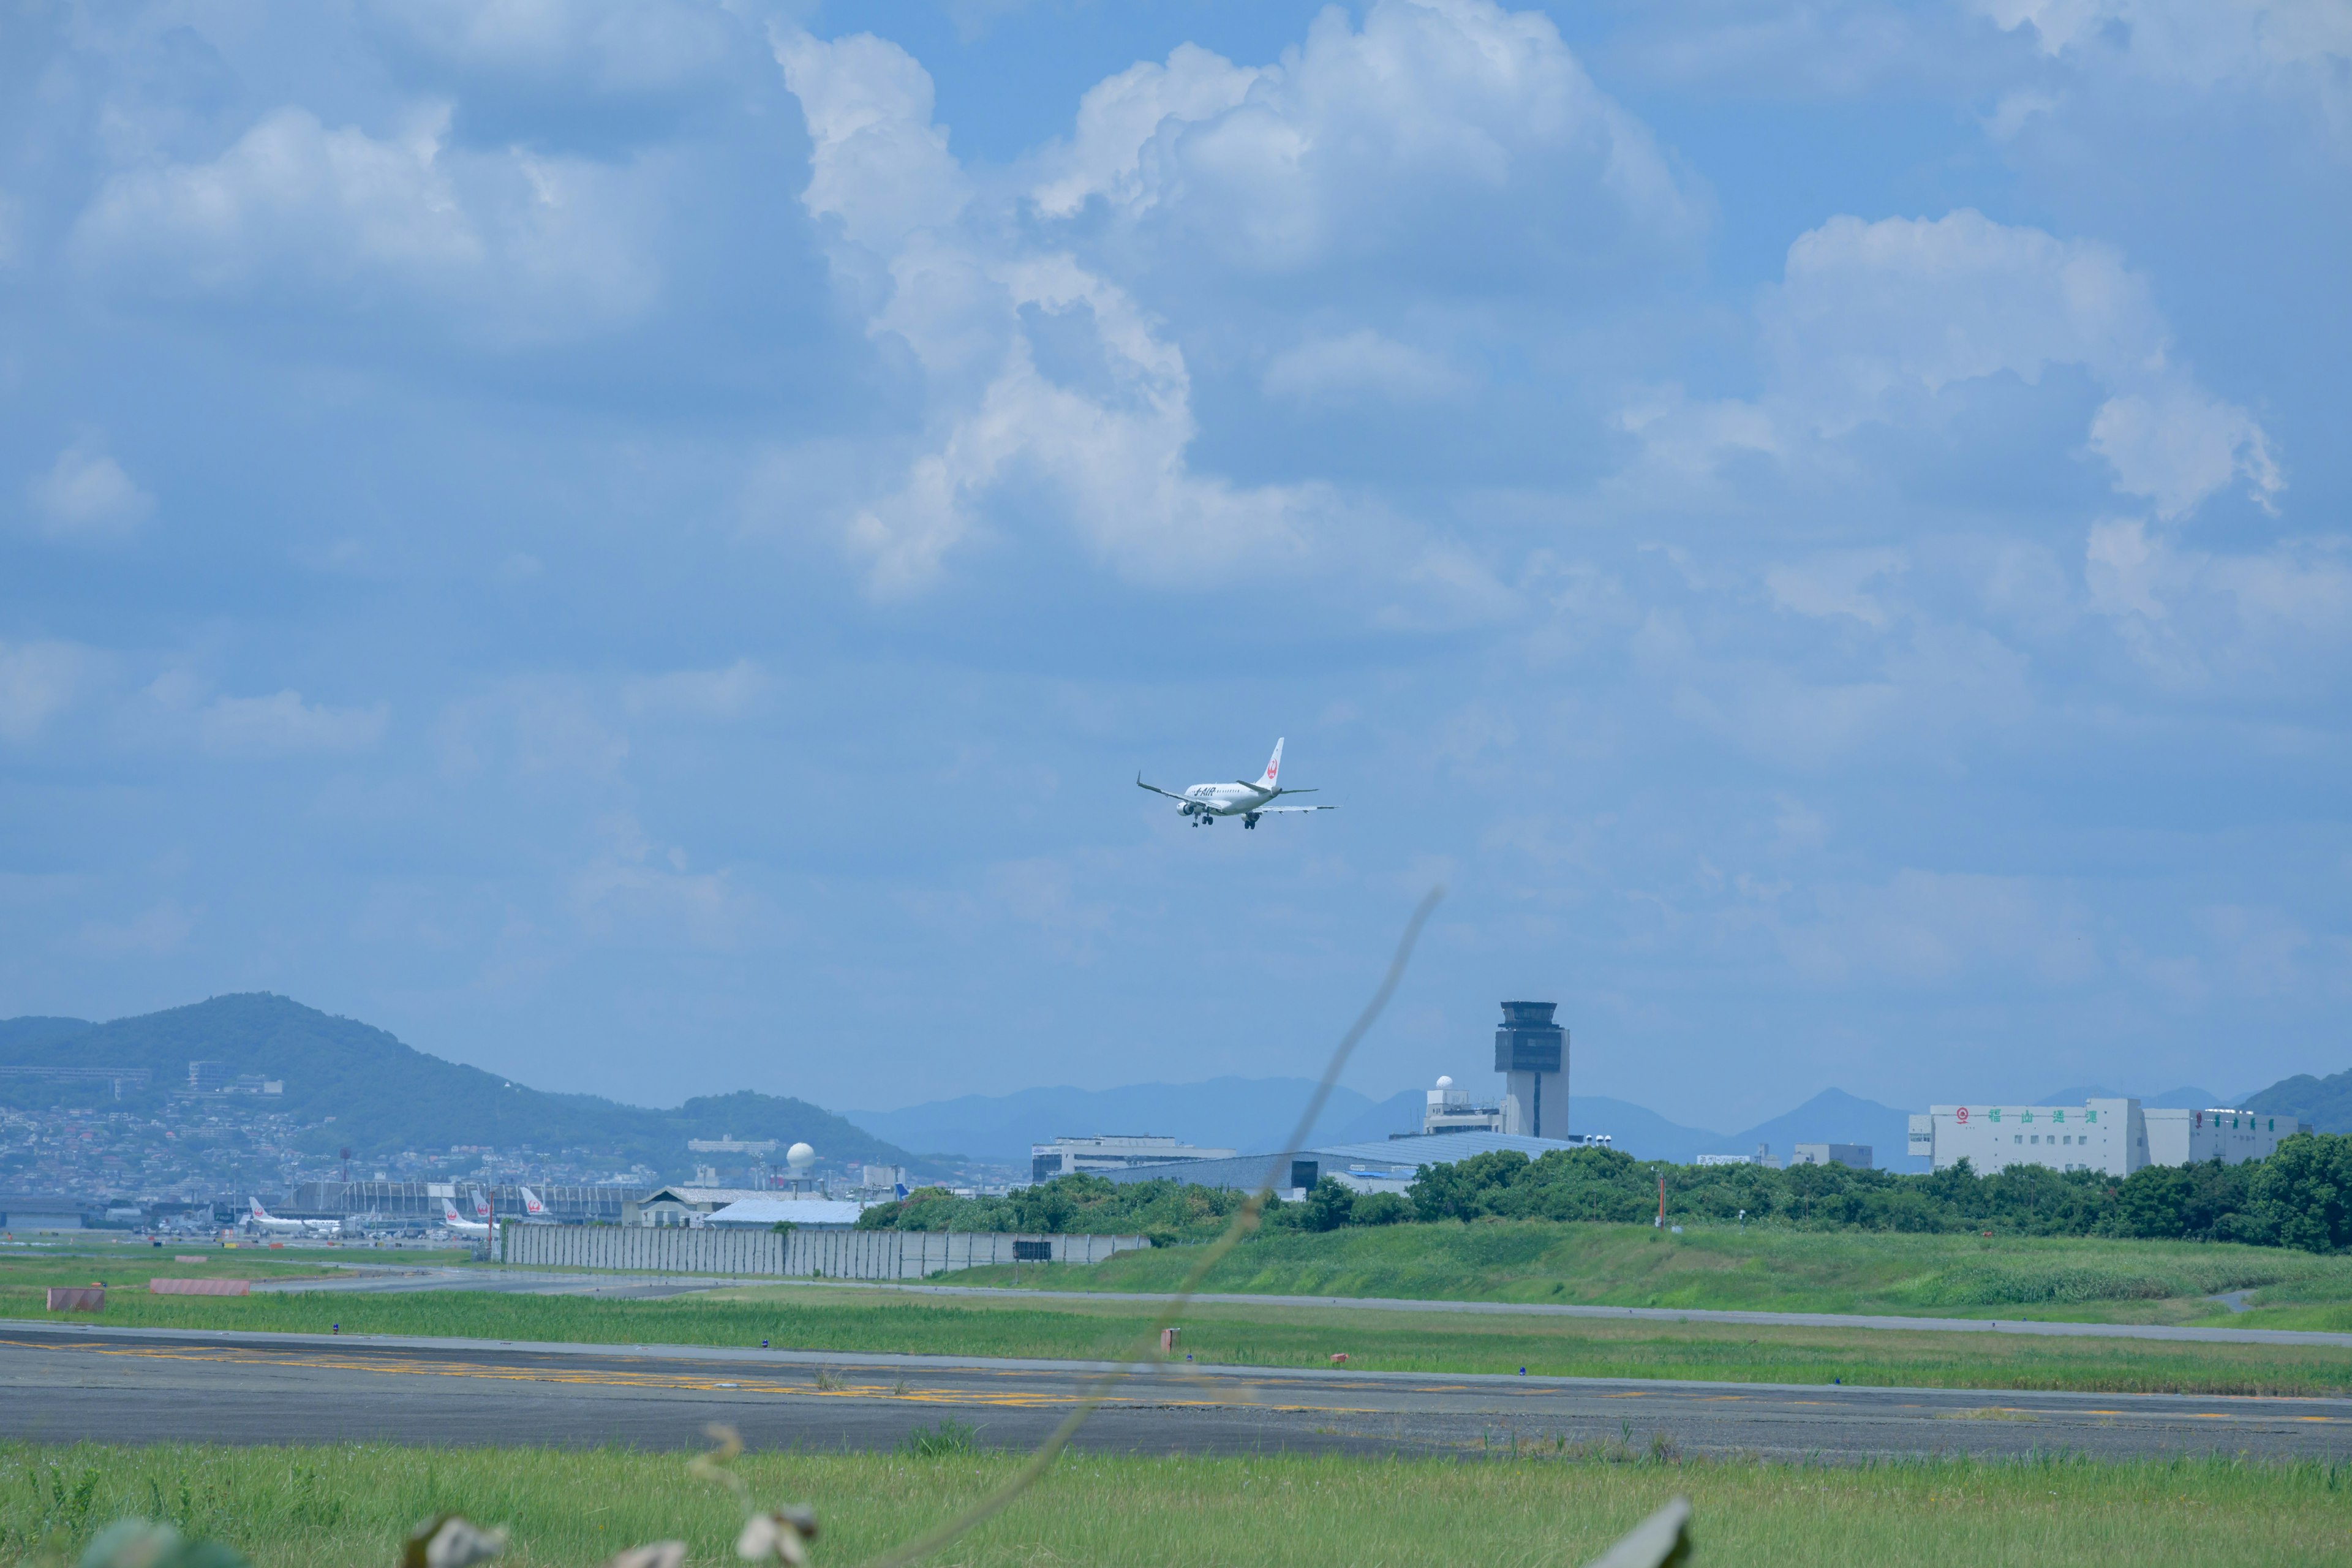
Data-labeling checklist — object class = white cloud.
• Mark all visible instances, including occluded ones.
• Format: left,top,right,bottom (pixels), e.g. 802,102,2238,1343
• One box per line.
26,437,154,537
2088,384,2281,519
568,812,764,951
621,658,767,719
1262,331,1470,405
2086,516,2352,687
1973,0,2352,149
1031,0,1700,278
1977,0,2351,87
0,641,91,741
774,28,1340,595
1627,209,2282,521
1030,44,1264,219
774,29,970,258
70,104,661,341
198,690,389,754
1764,549,1907,627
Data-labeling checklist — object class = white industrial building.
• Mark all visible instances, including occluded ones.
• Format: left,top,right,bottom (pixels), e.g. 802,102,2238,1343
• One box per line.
1422,1076,1507,1135
1909,1099,2309,1176
1792,1144,1872,1169
1031,1135,1237,1184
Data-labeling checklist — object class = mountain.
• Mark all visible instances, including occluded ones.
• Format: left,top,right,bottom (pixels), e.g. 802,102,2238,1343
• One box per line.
1723,1088,1920,1171
0,993,923,1177
2242,1068,2352,1134
846,1077,1385,1164
1327,1088,1423,1145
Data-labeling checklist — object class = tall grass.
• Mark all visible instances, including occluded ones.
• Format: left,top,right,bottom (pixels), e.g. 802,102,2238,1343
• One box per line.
2,1443,2344,1568
946,1221,2352,1317
10,1275,2346,1396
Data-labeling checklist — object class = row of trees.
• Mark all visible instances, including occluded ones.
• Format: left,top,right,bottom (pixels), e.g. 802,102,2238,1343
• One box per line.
854,1133,2352,1253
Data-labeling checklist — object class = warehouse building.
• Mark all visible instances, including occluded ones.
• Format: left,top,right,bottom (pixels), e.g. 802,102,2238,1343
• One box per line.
1909,1099,2309,1176
1030,1135,1235,1184
1101,1129,1608,1200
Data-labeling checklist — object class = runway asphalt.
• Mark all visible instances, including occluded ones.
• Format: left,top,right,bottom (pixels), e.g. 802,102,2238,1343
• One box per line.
255,1267,2352,1349
4,1321,2346,1463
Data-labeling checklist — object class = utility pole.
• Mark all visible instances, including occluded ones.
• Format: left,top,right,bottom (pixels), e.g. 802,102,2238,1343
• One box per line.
1655,1172,1665,1229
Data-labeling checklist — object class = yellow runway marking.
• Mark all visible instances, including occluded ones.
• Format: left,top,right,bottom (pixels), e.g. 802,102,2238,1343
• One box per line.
9,1339,1373,1415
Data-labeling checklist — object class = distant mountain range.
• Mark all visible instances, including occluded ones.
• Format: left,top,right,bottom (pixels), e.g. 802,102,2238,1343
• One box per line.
2245,1069,2352,1134
849,1080,1925,1168
12,994,2343,1187
854,1069,2352,1172
0,994,924,1178
845,1078,1395,1166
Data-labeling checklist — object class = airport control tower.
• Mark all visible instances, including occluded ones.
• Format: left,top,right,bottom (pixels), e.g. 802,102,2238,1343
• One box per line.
1495,1000,1567,1139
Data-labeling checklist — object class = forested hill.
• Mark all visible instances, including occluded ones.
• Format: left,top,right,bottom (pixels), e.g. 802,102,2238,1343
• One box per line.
2247,1068,2352,1135
0,993,923,1176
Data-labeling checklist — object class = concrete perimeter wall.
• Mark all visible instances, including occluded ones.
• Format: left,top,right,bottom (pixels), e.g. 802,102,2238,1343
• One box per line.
503,1226,1150,1278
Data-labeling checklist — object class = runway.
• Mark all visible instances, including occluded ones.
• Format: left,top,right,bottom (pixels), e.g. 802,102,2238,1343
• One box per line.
4,1322,2346,1463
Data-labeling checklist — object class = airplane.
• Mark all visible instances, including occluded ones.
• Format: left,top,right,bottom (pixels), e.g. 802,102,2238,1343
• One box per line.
247,1197,342,1237
439,1197,490,1238
516,1186,557,1223
1137,737,1335,829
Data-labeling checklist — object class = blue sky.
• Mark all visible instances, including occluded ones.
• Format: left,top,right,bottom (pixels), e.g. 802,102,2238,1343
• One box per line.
2,0,2345,1131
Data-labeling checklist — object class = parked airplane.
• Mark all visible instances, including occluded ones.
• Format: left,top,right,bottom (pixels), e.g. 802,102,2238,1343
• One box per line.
516,1186,556,1223
247,1197,341,1237
1137,738,1335,829
439,1197,490,1238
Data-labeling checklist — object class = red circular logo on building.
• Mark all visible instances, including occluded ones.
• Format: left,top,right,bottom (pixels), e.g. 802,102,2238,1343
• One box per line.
1956,1107,1970,1123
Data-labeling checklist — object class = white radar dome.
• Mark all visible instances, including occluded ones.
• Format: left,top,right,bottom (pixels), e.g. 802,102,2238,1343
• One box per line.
1435,1075,1453,1088
786,1142,816,1172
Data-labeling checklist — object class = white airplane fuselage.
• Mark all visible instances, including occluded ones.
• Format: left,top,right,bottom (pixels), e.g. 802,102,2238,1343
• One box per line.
1178,780,1278,818
1139,738,1333,830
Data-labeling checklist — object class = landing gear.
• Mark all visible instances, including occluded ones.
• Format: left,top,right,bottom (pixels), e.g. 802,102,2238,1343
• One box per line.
1243,812,1261,829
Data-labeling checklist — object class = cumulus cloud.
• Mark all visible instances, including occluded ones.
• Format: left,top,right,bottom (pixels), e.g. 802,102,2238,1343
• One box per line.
198,690,389,754
1030,0,1700,281
1627,209,2282,521
774,27,1338,595
0,641,91,741
2086,517,2352,687
70,103,661,341
26,438,154,537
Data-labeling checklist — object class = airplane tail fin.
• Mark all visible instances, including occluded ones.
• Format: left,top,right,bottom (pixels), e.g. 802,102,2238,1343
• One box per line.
442,1197,462,1223
1261,737,1285,788
521,1185,545,1215
249,1197,266,1218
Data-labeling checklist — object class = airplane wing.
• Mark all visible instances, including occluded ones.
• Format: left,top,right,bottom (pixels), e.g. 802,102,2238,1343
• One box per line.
1251,804,1335,813
1136,774,1194,803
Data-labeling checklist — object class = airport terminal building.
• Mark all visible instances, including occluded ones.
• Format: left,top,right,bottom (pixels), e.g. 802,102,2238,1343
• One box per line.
1909,1098,2310,1176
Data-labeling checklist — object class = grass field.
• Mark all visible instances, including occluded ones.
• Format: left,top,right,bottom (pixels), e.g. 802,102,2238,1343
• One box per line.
2,1442,2345,1568
9,1261,2346,1397
940,1221,2352,1329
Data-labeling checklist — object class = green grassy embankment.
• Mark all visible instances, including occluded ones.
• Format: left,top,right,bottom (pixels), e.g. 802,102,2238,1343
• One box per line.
9,1267,2345,1397
3,1442,2346,1568
940,1221,2352,1327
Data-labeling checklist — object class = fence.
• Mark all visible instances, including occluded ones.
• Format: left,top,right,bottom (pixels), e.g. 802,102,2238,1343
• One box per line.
502,1226,1150,1278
